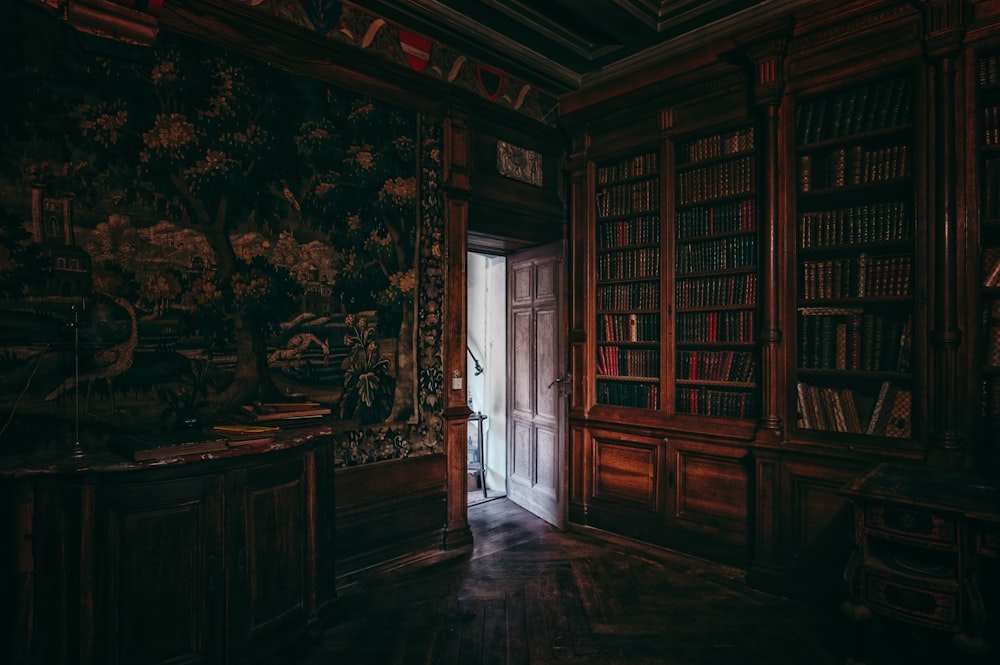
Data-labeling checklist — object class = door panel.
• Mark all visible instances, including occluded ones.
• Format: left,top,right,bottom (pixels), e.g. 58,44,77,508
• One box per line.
507,241,566,527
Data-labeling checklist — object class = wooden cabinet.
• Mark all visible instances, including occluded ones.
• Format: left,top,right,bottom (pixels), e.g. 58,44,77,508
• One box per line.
95,475,226,665
562,0,1000,604
1,436,335,665
843,464,1000,652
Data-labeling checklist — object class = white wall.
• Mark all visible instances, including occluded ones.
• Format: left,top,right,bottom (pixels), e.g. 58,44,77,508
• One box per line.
467,252,507,491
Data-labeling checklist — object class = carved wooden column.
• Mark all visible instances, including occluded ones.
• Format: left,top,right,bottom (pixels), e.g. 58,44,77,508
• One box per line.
747,36,789,441
566,132,590,524
442,112,473,549
915,0,967,467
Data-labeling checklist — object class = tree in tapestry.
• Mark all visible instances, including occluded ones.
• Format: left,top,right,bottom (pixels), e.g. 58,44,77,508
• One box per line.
0,12,428,448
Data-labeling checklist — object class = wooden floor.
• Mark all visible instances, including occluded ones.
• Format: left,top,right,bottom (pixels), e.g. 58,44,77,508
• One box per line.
301,499,991,665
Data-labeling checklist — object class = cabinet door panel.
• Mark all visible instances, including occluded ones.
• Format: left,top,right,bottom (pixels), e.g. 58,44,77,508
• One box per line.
228,457,309,664
669,441,749,543
97,475,225,665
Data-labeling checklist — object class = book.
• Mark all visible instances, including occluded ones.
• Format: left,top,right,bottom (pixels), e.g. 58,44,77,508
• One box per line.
240,402,331,422
211,423,281,447
867,381,896,435
882,388,913,438
113,430,228,462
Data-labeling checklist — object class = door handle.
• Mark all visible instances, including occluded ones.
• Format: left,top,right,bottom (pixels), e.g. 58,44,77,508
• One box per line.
547,377,564,390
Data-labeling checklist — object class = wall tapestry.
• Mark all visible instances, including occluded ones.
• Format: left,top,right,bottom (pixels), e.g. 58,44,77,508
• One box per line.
0,7,445,465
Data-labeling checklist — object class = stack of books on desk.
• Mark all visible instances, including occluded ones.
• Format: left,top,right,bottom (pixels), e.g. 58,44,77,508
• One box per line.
210,423,281,447
238,401,331,425
113,429,229,461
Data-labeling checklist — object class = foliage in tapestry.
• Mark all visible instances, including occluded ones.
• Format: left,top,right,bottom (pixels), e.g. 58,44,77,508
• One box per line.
0,10,441,453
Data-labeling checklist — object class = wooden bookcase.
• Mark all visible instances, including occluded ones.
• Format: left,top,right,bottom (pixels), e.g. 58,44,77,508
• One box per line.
673,126,759,419
792,73,917,441
979,49,1000,462
593,149,662,410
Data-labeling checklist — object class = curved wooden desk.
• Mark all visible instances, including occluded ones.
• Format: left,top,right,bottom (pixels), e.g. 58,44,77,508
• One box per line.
0,429,337,665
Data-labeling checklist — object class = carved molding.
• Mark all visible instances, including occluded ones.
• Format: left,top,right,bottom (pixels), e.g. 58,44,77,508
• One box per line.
659,107,675,134
747,38,789,106
912,0,968,57
795,3,914,53
41,0,163,46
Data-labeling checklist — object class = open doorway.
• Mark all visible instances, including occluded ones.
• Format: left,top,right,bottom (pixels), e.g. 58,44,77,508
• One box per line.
467,252,507,506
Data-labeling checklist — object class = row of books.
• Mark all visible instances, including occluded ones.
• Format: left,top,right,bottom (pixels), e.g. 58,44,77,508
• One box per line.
676,198,756,239
800,255,912,300
796,76,912,145
799,144,909,192
597,247,661,281
598,215,661,248
596,178,659,218
677,155,754,206
597,312,660,342
984,106,1000,146
675,272,757,308
797,310,912,373
677,127,755,166
597,152,658,185
676,387,756,418
796,381,911,438
596,281,660,310
979,53,1000,88
596,346,660,378
980,157,1000,221
676,349,756,383
676,234,756,274
597,282,660,311
798,201,910,248
676,310,755,343
596,379,660,409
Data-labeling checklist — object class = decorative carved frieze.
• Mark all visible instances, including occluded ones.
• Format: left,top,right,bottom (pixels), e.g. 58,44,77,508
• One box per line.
496,140,543,187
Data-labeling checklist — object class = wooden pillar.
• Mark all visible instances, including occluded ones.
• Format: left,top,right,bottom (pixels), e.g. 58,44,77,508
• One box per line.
441,112,474,550
747,34,789,441
915,0,967,467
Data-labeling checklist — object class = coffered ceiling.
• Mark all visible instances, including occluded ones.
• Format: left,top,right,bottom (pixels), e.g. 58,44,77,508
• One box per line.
352,0,817,95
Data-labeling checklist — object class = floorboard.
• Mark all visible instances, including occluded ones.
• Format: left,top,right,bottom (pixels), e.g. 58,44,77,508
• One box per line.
301,498,993,665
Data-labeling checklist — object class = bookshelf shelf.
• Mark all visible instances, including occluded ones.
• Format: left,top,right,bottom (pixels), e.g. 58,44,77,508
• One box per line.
594,149,662,410
676,379,757,389
793,73,916,440
673,125,760,419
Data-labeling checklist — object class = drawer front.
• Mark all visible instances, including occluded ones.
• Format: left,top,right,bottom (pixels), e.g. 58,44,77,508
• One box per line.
865,570,960,629
865,505,956,544
976,525,1000,558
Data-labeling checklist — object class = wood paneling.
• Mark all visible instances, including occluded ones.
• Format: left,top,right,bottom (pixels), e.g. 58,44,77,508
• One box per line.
590,431,663,511
334,454,449,584
670,440,750,544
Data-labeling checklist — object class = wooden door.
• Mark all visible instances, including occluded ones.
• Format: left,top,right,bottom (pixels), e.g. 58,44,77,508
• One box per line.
507,241,567,528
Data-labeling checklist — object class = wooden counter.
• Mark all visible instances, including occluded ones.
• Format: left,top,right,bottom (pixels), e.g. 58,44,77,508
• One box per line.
1,428,337,665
